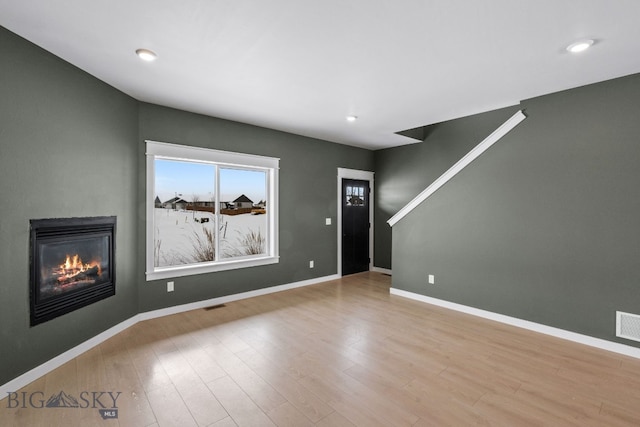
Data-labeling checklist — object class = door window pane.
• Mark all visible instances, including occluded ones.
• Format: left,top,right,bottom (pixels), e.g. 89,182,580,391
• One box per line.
345,185,366,206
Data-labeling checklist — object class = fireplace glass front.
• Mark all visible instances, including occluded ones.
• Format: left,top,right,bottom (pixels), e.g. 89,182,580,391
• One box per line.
30,217,116,326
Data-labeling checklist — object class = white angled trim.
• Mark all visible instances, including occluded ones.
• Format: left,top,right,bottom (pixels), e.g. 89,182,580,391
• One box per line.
0,274,338,397
387,110,526,227
390,288,640,360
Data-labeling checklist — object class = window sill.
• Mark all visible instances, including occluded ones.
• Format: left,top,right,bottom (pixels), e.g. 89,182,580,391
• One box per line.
146,256,279,281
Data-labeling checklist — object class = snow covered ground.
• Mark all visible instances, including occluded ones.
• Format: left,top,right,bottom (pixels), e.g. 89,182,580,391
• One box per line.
153,208,267,267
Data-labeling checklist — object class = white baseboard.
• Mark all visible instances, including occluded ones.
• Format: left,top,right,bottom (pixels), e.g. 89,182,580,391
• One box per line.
138,274,340,321
0,274,338,396
371,267,392,275
390,287,640,360
0,316,138,398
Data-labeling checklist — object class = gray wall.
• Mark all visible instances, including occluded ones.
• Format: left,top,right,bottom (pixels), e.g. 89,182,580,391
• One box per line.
0,27,139,384
137,103,373,312
383,73,640,346
374,106,520,269
0,26,374,386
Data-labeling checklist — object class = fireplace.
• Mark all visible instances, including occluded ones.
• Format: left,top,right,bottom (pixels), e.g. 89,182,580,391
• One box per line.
29,216,116,326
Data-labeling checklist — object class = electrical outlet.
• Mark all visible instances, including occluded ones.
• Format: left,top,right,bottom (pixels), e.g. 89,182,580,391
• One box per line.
309,260,314,268
167,281,174,292
428,275,435,285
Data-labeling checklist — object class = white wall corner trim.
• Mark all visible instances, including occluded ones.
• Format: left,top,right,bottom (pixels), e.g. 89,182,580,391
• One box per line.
0,274,339,397
387,110,526,227
390,287,640,360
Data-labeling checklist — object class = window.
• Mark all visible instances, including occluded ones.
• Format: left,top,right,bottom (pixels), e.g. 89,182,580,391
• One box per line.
146,141,279,280
345,184,366,206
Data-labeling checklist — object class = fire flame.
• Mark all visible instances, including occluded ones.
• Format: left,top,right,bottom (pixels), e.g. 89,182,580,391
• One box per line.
56,254,101,281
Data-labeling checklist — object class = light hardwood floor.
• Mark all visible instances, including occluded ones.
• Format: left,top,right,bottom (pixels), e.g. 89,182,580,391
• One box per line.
2,272,640,426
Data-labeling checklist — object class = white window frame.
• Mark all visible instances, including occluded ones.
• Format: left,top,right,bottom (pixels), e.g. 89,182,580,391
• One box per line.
145,140,279,281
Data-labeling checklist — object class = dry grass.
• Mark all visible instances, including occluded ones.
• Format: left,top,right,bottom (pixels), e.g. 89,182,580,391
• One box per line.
224,228,265,257
188,226,215,262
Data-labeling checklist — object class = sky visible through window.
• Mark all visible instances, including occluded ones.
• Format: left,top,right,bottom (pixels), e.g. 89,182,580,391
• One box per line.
155,159,266,203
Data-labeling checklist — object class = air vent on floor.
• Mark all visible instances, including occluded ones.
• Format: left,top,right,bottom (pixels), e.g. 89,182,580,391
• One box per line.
204,304,226,311
616,311,640,342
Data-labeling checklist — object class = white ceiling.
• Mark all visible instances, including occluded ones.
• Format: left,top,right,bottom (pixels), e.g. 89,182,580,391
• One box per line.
2,1,640,150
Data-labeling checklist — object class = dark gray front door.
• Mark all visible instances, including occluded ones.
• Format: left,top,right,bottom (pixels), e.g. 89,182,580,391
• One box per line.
342,178,370,275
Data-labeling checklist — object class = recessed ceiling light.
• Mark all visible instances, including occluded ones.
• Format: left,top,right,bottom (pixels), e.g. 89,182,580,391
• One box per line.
346,115,358,122
566,39,594,53
136,48,157,61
